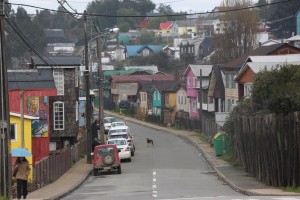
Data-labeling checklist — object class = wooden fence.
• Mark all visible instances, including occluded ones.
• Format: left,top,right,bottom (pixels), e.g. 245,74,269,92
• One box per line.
234,112,300,187
32,140,86,190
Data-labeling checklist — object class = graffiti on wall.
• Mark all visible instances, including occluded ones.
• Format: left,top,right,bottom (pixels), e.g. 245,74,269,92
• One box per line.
26,96,49,137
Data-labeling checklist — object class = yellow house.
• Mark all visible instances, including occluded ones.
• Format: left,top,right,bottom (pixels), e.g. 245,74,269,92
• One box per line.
10,112,38,182
175,19,197,36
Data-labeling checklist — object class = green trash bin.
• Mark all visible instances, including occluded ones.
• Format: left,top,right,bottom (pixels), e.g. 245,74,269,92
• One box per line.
214,132,224,156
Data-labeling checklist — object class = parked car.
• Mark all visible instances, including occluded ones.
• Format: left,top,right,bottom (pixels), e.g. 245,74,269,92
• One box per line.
111,121,127,128
92,144,121,176
118,100,131,108
108,130,135,156
107,138,131,162
103,117,117,134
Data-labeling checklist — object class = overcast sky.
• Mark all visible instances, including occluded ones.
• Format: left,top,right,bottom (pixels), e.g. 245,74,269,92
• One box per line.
9,0,225,14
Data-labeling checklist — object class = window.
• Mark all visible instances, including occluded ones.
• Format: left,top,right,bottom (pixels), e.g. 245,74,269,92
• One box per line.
10,124,17,141
185,97,187,104
53,70,64,95
225,74,229,88
158,92,160,101
227,99,231,112
144,93,147,101
54,101,64,130
231,74,236,88
181,96,183,104
76,101,78,121
193,77,197,88
192,101,197,112
187,77,190,88
143,49,150,56
178,96,180,104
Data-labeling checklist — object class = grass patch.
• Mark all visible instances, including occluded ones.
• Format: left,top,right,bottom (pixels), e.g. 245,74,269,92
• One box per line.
0,196,8,200
283,187,300,193
192,133,210,142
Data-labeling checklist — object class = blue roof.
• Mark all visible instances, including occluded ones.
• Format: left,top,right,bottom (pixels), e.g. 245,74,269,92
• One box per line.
125,45,163,57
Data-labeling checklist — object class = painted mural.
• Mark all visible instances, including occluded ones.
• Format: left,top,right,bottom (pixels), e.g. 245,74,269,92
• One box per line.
26,96,49,137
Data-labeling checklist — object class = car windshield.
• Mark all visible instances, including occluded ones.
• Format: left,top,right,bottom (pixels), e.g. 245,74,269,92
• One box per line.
104,118,115,123
109,134,128,139
109,129,126,134
97,147,114,155
108,140,127,146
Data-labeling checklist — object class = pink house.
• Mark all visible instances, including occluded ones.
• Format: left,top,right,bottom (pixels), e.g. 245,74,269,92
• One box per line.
183,65,213,119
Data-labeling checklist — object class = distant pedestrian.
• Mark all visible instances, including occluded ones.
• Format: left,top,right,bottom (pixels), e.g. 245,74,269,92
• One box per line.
15,157,30,199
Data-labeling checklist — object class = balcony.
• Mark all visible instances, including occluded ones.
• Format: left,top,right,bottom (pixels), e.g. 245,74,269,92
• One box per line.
201,103,214,112
215,112,229,127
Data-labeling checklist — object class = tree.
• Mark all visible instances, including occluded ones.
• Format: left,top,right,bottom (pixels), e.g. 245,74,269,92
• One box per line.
117,7,141,32
257,0,269,21
135,29,156,44
266,0,299,38
211,0,260,64
251,65,300,114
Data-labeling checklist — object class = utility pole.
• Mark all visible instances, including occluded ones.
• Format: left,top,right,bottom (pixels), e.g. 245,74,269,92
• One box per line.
96,38,105,144
20,91,24,148
0,0,11,197
84,11,92,163
199,69,202,132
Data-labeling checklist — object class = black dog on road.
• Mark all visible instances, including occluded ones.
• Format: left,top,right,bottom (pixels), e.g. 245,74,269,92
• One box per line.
147,138,154,146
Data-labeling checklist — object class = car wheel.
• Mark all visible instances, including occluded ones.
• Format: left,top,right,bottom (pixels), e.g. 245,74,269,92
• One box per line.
102,154,114,165
117,165,121,174
93,168,98,176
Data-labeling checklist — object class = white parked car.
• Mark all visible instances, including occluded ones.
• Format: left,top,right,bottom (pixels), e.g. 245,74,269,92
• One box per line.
103,117,116,134
107,138,131,162
111,121,127,128
107,128,135,156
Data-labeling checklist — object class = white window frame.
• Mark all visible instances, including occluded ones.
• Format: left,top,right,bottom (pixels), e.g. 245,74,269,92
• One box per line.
53,101,65,130
10,124,17,141
53,70,64,95
192,100,197,112
76,101,79,121
193,77,197,88
143,49,150,56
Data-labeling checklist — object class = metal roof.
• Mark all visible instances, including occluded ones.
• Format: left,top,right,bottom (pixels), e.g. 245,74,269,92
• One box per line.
111,74,174,83
8,69,56,90
247,54,300,63
125,45,163,57
184,64,213,77
33,56,82,66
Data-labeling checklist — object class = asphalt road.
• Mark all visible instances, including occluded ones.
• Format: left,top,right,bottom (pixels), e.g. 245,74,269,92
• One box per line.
62,120,300,200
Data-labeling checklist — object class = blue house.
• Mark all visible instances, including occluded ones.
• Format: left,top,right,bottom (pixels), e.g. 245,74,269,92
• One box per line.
125,45,163,58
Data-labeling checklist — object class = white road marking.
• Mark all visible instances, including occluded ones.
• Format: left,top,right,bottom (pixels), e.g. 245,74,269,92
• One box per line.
153,178,157,182
273,198,300,200
153,171,157,176
152,170,157,198
153,185,157,189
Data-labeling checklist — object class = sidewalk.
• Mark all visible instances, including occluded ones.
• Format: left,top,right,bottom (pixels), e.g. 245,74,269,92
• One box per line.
105,110,300,196
24,111,300,199
26,158,92,200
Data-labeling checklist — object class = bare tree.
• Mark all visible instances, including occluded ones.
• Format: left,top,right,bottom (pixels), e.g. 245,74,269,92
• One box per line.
212,0,260,64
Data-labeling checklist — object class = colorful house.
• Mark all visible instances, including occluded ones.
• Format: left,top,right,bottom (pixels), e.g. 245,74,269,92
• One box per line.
176,86,189,113
159,22,177,37
235,55,300,99
8,69,57,163
152,81,181,124
10,112,39,181
183,64,213,119
137,81,154,116
124,45,163,58
174,19,197,36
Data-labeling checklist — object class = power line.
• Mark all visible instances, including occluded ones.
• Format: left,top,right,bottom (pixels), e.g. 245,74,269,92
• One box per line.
6,0,298,18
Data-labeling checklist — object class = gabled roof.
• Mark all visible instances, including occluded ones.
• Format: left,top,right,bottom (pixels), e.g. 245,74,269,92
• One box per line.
183,64,213,77
138,81,154,93
8,69,56,90
286,35,300,42
124,65,158,73
33,56,82,66
125,45,163,57
221,43,300,71
153,80,181,93
174,19,197,27
247,54,300,63
235,61,300,82
111,74,173,83
160,22,173,30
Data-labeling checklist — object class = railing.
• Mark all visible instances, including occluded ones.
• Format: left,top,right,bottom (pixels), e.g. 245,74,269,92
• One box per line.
32,140,86,190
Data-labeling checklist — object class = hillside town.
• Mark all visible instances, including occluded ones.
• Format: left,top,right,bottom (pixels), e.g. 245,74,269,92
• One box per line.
1,0,300,199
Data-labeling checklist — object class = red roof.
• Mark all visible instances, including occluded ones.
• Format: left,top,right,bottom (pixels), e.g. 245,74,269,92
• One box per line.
137,19,149,29
111,74,174,83
160,22,173,30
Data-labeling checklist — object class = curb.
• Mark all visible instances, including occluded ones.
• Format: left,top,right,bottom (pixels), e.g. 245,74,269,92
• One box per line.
105,111,300,197
52,168,92,200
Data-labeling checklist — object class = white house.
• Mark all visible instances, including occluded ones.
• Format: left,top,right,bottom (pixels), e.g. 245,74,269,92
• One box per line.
176,86,189,113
